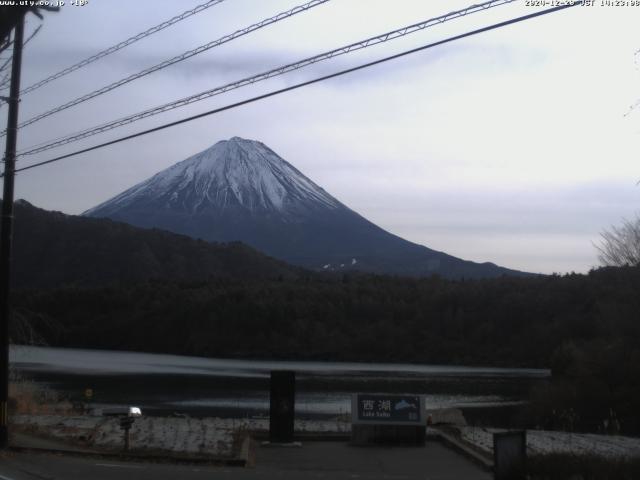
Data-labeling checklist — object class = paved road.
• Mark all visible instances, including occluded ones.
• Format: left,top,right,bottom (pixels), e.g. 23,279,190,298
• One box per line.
0,441,491,480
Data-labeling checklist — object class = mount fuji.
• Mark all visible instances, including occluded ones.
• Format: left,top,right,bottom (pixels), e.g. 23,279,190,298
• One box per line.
84,137,526,278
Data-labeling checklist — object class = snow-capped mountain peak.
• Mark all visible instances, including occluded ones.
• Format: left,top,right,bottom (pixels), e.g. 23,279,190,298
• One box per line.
84,137,340,216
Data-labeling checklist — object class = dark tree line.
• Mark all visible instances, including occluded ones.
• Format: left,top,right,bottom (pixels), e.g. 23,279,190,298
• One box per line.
12,266,639,367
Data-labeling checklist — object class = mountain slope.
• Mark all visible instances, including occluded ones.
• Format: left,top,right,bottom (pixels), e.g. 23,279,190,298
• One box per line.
85,137,529,279
8,199,300,289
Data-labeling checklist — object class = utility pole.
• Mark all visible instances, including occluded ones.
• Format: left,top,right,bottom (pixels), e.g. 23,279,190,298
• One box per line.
0,11,24,449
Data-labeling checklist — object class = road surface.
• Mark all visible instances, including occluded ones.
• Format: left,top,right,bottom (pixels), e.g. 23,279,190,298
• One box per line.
0,441,491,479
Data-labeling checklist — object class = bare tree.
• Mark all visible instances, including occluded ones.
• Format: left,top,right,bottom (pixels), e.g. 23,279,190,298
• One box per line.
596,214,640,267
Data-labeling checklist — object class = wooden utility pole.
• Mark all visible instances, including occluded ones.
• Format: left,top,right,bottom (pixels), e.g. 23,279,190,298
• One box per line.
0,11,24,449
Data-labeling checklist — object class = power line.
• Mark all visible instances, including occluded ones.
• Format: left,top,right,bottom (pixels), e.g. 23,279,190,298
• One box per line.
0,34,13,89
8,0,227,95
0,40,12,57
0,67,10,91
0,24,40,71
21,23,41,49
0,54,14,76
7,3,581,177
17,0,519,158
2,0,329,137
0,24,40,98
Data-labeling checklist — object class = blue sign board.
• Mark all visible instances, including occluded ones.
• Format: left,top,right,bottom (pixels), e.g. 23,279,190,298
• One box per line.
352,394,425,425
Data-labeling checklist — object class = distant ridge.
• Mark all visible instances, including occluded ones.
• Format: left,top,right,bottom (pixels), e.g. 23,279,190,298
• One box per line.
85,137,530,279
8,199,300,289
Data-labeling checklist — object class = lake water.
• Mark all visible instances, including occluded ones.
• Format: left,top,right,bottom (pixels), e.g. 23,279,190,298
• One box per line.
10,346,549,419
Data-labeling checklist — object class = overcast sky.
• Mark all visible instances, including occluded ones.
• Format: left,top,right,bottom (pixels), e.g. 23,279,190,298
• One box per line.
2,0,639,274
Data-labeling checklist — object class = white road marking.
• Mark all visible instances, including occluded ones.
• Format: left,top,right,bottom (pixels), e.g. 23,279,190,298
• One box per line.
0,474,16,480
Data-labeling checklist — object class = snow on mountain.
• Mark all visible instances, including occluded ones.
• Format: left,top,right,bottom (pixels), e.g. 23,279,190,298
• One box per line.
84,137,340,217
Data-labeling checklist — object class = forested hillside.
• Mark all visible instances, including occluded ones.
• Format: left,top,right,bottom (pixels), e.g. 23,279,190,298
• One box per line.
12,266,639,367
7,199,300,288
